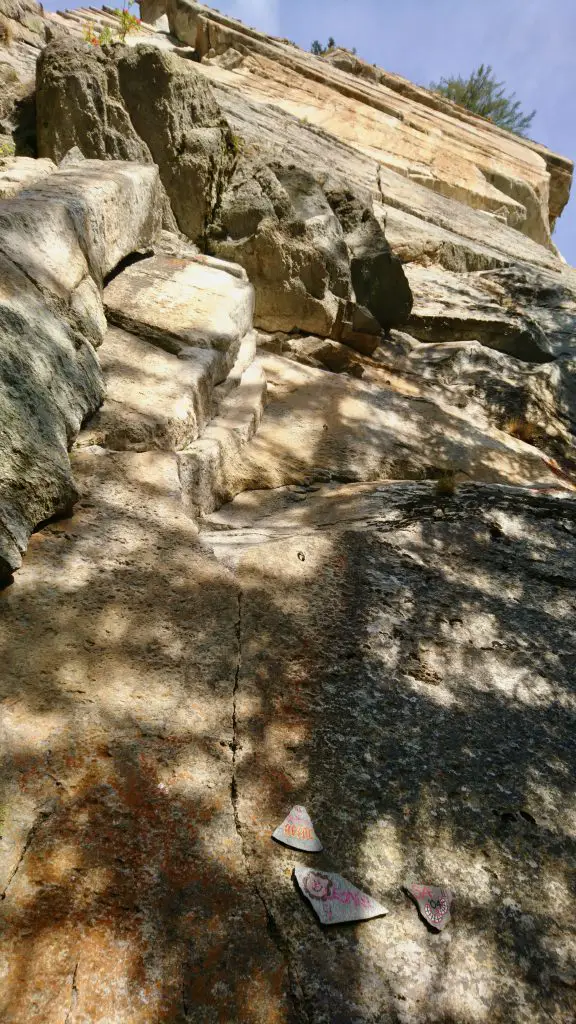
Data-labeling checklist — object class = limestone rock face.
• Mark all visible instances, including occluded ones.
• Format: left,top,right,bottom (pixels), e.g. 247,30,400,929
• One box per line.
210,159,412,342
0,159,163,578
166,0,571,244
0,252,102,576
36,40,235,243
103,252,254,360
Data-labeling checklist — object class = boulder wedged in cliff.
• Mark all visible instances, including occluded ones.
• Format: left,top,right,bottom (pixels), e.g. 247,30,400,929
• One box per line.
36,40,236,243
0,253,103,577
116,45,235,242
36,42,148,163
327,187,413,330
209,158,411,342
103,252,254,362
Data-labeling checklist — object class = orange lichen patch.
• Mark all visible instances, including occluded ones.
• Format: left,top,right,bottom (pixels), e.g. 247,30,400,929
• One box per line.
503,416,539,444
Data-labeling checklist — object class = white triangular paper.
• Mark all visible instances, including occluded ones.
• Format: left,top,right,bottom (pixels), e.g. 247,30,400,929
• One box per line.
294,866,388,925
407,884,453,930
272,805,323,852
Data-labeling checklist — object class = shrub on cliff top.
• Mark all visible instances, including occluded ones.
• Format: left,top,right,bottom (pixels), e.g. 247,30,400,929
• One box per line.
430,64,536,137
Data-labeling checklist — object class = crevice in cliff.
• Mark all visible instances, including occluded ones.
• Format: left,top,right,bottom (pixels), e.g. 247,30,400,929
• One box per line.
0,805,56,902
64,961,79,1024
229,587,310,1024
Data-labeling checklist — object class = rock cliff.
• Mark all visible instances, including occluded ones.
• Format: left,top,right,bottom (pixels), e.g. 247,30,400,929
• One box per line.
0,3,575,1022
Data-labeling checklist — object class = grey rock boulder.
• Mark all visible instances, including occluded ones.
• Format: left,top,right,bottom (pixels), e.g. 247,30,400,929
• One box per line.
36,40,236,243
327,187,413,331
405,264,555,362
0,253,103,578
0,158,163,580
209,159,411,345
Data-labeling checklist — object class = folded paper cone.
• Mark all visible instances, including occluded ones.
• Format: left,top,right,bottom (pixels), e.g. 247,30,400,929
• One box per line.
272,805,323,852
294,866,388,925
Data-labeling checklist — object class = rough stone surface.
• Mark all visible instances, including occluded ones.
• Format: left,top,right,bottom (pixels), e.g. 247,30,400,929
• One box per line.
0,448,291,1023
8,160,162,285
215,355,565,503
0,160,161,345
200,480,576,1022
376,330,576,476
77,326,228,452
36,40,236,242
210,159,411,341
0,155,55,197
103,252,254,359
0,157,163,578
281,334,365,377
179,358,267,515
167,0,571,240
0,252,102,576
405,264,569,362
1,3,576,1021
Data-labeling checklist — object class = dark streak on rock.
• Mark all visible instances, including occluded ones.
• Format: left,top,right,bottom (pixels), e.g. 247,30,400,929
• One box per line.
64,961,79,1024
0,805,56,902
229,587,310,1024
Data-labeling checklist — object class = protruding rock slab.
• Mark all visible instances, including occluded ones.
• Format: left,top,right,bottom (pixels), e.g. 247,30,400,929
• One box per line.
0,156,57,199
405,265,554,362
11,160,163,286
0,252,103,578
272,805,323,852
77,327,229,452
104,253,254,360
218,355,567,498
179,359,266,516
406,884,454,930
295,866,388,925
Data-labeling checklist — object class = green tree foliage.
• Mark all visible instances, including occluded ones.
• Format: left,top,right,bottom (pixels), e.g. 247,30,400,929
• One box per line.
430,64,536,137
311,37,335,56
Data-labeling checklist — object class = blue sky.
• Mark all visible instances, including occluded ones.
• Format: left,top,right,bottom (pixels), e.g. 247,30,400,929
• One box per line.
45,0,576,265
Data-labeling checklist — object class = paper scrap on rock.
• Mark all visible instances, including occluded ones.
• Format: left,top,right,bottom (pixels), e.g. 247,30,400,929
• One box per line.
294,866,388,925
407,884,453,930
272,805,323,852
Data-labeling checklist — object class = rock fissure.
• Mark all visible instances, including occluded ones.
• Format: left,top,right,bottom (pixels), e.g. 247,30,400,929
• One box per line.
0,805,56,902
63,961,79,1024
1,3,576,1021
229,587,310,1024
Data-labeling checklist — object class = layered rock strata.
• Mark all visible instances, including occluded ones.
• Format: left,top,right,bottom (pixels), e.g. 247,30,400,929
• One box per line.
0,4,575,1023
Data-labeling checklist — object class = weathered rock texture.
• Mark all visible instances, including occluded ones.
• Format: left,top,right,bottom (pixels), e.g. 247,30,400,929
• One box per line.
0,159,163,576
36,40,235,243
1,3,576,1023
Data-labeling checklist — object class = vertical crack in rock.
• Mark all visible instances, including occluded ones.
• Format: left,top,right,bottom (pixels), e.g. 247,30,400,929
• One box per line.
0,805,55,902
229,589,311,1024
64,961,79,1024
